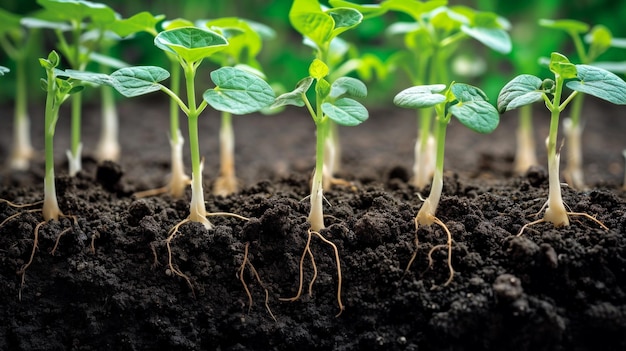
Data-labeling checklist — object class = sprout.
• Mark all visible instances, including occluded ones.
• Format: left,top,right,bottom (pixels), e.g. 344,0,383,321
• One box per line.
394,82,499,285
498,52,626,233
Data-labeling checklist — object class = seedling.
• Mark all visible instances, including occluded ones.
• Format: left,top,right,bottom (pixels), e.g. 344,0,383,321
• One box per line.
272,6,369,316
380,0,511,189
202,17,275,196
394,82,499,285
0,8,39,171
540,19,626,189
34,0,116,176
1,51,83,298
498,52,626,233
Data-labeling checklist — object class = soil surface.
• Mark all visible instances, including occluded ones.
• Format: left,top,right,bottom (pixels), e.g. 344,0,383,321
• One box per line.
1,97,626,351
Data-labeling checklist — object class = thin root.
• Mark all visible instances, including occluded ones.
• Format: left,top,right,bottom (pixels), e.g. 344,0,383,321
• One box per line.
518,211,608,237
0,199,44,208
166,219,194,296
328,177,357,192
17,221,45,301
133,186,169,199
238,242,277,322
279,230,313,303
405,216,455,287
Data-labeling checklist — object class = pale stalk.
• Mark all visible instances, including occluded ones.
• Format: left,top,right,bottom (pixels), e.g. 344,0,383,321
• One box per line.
95,85,120,162
416,116,446,226
543,76,569,227
42,74,62,222
183,62,212,229
167,57,189,198
563,93,586,189
67,93,82,177
309,120,327,232
10,58,34,171
214,111,238,196
322,124,338,190
412,107,436,189
514,104,537,174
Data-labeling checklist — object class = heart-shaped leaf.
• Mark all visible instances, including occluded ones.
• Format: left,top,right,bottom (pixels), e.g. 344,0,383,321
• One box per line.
497,74,544,113
450,99,499,133
203,67,275,114
549,52,577,79
327,7,363,37
322,98,368,126
394,84,447,109
461,25,511,54
154,27,228,63
330,77,367,99
566,64,626,105
451,83,489,102
37,0,116,24
289,0,334,49
271,77,314,108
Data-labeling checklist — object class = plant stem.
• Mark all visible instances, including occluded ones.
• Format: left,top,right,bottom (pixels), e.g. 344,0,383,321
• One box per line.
67,91,82,176
183,62,212,229
514,104,537,174
544,76,570,227
95,84,120,162
10,57,34,170
166,58,190,198
413,107,435,189
563,93,586,189
309,119,328,232
214,111,238,196
42,73,62,222
416,114,446,225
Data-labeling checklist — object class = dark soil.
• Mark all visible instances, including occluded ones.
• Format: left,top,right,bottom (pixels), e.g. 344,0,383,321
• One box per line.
1,97,626,350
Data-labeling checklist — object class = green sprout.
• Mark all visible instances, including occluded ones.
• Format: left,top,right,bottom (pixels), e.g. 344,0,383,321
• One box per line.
378,0,511,189
270,0,369,316
34,0,116,176
394,82,499,285
0,8,39,171
498,52,626,233
540,19,626,189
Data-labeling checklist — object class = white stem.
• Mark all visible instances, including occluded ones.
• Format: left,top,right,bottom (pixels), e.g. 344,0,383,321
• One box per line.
95,102,120,163
43,167,62,221
322,137,337,190
412,135,436,190
514,122,537,174
562,118,586,189
309,169,325,232
188,160,212,229
416,167,443,226
214,117,237,196
66,143,82,177
544,139,569,227
9,113,34,171
169,129,190,198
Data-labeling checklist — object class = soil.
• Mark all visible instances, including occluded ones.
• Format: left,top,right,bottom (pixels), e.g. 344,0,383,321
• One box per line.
1,96,625,351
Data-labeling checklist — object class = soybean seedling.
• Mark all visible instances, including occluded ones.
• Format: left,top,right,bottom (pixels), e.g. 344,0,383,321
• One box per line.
394,82,499,285
381,0,511,189
498,52,626,234
269,0,368,316
540,19,626,189
1,51,83,298
0,8,39,171
202,17,275,196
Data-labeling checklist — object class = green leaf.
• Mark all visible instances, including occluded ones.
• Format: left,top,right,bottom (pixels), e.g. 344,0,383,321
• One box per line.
271,77,314,108
108,66,169,97
154,27,228,63
461,25,511,54
328,0,387,19
449,99,499,133
382,0,447,22
110,11,165,37
451,83,488,102
497,74,544,113
37,0,116,24
205,17,263,64
162,18,195,30
290,0,334,49
330,77,367,99
203,67,275,114
20,17,72,31
0,66,9,76
309,59,329,79
591,61,626,74
586,25,612,57
322,98,368,126
539,18,589,34
549,52,577,79
393,84,447,109
327,7,363,37
57,69,111,85
566,64,626,105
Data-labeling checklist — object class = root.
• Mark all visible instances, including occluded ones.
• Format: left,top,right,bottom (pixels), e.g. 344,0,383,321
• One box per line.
280,229,344,317
50,215,77,256
518,211,608,236
404,216,455,286
238,242,277,322
133,186,170,198
90,231,100,254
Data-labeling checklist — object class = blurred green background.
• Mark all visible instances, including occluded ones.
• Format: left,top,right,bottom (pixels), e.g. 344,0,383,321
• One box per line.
0,0,625,106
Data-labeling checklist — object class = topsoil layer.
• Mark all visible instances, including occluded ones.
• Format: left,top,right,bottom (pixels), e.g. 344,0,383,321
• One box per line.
1,97,625,351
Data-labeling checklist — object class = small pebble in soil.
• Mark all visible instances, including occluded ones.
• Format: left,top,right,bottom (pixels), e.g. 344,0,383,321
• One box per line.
96,160,124,192
525,165,548,187
493,273,524,303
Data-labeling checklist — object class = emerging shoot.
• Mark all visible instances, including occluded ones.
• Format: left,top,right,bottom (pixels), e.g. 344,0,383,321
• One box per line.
498,52,626,233
394,82,499,285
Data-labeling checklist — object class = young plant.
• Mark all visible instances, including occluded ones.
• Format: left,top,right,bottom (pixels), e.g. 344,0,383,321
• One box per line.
0,8,39,171
540,19,625,189
289,0,367,191
381,0,511,189
202,17,274,196
35,0,116,176
394,82,499,285
498,52,626,232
